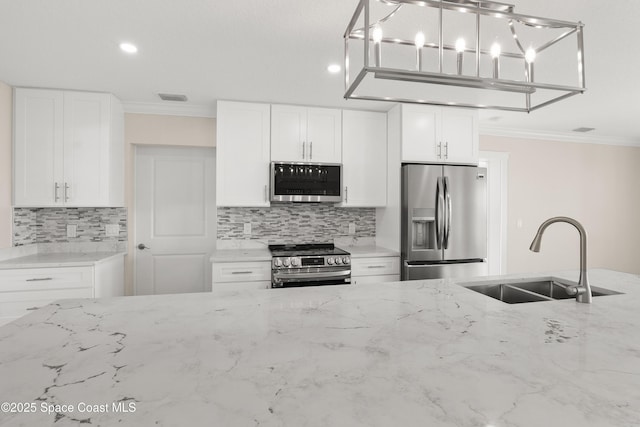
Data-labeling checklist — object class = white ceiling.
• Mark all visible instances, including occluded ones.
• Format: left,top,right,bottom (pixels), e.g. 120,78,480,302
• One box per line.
1,0,639,144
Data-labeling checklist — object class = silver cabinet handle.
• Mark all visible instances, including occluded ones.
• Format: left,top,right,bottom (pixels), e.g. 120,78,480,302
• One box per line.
367,265,386,269
26,277,53,282
231,271,253,275
264,185,268,202
64,182,70,202
310,141,313,159
302,141,306,159
54,182,60,202
445,142,449,159
345,186,348,203
437,142,442,159
26,306,40,311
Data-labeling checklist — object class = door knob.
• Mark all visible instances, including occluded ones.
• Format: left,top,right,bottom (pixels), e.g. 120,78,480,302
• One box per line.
137,243,151,250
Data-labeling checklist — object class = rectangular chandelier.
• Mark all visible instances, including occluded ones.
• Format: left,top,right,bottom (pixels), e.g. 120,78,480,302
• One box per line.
343,0,586,112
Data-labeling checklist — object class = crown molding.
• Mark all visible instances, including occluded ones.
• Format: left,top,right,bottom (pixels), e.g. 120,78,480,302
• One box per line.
480,126,640,147
122,101,215,118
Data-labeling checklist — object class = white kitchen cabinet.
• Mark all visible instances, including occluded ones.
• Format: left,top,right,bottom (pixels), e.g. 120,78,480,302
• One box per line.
271,104,342,163
212,260,271,291
351,256,400,285
400,104,478,165
0,256,124,326
340,110,387,207
13,88,124,207
216,101,271,207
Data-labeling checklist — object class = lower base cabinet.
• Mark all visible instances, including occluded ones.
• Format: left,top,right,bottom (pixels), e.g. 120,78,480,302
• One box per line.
351,256,400,285
0,256,124,326
212,261,271,291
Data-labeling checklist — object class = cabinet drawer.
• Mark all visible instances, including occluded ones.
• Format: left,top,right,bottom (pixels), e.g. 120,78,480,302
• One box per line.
213,281,271,292
351,257,400,277
352,275,400,285
0,288,94,318
0,267,94,292
212,261,271,284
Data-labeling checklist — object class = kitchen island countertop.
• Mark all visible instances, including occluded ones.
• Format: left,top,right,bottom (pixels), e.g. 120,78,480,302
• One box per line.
0,269,639,426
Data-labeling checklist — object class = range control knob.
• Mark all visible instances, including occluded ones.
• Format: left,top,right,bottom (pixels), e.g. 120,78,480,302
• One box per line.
343,256,350,265
291,257,300,267
274,258,283,267
283,258,291,267
335,257,343,265
327,257,335,265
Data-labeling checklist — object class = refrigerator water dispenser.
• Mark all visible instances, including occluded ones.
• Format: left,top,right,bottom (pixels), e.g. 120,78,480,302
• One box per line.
412,208,436,250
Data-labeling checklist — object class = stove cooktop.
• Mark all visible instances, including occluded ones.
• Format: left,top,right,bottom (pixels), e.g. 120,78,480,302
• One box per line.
268,243,350,257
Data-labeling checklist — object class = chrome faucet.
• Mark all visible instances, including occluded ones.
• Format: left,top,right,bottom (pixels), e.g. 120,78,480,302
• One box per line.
529,216,592,303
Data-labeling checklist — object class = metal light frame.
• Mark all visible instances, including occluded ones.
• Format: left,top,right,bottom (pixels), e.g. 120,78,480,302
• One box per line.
343,0,586,112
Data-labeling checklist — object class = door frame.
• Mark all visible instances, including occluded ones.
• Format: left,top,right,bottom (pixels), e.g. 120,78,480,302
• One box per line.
479,151,509,275
133,144,216,295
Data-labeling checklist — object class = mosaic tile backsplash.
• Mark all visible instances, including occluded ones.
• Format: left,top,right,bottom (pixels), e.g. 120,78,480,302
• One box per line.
217,205,376,243
13,208,127,246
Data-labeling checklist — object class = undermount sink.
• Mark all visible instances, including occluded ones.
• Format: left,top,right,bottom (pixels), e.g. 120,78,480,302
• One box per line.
460,277,623,304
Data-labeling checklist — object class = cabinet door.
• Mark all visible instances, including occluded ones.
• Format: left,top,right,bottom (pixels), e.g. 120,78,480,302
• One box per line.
441,109,478,164
216,101,271,206
401,104,441,162
271,104,307,162
63,92,112,206
341,110,387,207
13,88,64,206
306,107,342,163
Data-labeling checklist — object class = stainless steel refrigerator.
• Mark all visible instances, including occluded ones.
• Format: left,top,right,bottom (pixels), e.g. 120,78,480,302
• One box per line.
401,164,488,280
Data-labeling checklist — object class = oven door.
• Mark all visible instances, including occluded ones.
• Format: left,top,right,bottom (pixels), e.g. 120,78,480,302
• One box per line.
271,162,342,203
272,267,351,288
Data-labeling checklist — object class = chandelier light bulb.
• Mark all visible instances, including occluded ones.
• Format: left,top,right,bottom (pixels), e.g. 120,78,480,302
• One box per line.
372,26,383,44
490,42,501,58
525,47,536,63
415,32,426,49
455,38,466,53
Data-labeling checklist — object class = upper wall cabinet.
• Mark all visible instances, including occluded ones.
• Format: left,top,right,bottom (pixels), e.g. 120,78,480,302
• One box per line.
339,110,387,207
13,88,124,207
216,101,271,207
400,104,478,165
271,104,342,163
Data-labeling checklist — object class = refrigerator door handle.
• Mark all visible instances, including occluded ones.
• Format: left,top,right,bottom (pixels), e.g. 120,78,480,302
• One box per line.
436,177,444,249
443,176,452,249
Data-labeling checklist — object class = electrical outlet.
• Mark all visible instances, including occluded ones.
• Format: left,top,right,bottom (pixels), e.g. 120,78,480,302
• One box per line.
243,223,252,235
348,223,356,235
66,224,77,238
105,224,120,237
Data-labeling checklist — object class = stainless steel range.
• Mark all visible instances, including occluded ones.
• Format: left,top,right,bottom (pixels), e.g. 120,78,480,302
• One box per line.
269,243,351,288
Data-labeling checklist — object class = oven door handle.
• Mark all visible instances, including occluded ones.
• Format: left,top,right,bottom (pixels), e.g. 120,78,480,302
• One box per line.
273,269,351,281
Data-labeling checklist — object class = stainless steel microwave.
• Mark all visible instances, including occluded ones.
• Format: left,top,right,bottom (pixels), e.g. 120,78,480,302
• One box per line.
270,162,342,203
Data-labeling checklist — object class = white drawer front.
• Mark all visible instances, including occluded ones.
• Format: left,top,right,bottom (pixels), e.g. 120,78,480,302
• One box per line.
351,257,400,277
212,261,271,284
0,267,94,292
213,281,271,292
352,275,400,285
0,288,94,318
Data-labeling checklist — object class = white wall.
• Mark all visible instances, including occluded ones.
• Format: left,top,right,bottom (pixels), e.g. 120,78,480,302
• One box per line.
480,135,640,275
0,82,12,249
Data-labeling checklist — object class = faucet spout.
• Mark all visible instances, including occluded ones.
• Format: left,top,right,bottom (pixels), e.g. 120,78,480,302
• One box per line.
529,216,592,303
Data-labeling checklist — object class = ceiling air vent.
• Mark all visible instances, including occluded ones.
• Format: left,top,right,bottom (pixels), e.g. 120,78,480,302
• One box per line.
572,127,595,133
158,93,188,102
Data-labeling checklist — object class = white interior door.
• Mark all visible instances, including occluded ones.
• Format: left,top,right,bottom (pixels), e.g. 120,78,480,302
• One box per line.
135,146,216,295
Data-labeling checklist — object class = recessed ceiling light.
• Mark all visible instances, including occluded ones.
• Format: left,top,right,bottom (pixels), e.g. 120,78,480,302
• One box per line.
119,42,138,54
327,64,341,74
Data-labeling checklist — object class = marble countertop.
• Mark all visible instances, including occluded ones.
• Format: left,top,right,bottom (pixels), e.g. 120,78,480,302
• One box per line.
0,252,126,270
1,269,639,426
342,245,399,258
